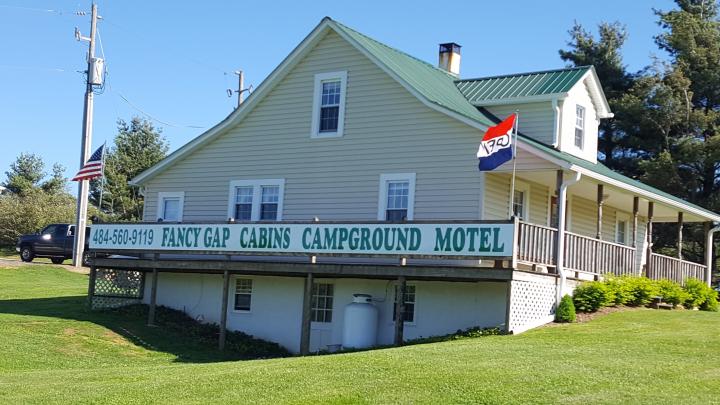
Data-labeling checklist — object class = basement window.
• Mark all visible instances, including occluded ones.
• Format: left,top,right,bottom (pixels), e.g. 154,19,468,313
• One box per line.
393,284,416,323
311,283,334,323
311,71,347,138
234,279,253,311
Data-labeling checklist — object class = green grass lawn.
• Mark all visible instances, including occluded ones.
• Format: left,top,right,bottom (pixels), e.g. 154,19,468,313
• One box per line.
0,265,719,404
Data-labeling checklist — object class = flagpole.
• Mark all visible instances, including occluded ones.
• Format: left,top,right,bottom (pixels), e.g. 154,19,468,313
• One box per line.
508,111,519,219
98,141,107,211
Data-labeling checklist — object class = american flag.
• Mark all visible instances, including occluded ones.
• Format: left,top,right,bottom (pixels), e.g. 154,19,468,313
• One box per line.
71,144,105,181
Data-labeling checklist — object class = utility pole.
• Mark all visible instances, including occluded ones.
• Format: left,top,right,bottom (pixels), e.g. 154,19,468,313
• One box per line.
227,70,250,108
72,3,99,268
235,70,244,107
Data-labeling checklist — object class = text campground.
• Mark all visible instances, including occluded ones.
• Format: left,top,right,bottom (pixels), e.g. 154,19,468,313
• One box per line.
89,223,515,257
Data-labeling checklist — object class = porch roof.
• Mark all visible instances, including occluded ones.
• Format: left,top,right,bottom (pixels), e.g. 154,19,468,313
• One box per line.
520,133,720,222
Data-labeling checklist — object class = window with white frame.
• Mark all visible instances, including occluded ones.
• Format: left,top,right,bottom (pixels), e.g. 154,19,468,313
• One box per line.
616,214,630,245
158,192,184,222
311,283,334,323
378,173,416,221
227,179,284,221
574,105,585,149
512,182,530,220
311,71,347,138
393,284,416,323
234,279,253,311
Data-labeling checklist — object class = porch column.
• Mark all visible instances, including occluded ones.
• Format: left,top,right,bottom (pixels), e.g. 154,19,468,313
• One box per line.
394,276,407,346
646,202,654,278
87,266,97,308
596,184,604,240
632,197,639,248
147,268,158,326
218,270,230,351
705,222,719,287
300,272,313,355
677,212,684,259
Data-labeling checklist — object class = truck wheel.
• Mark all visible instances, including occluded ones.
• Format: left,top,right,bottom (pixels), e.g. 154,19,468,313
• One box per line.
51,257,65,264
20,246,34,262
82,251,92,267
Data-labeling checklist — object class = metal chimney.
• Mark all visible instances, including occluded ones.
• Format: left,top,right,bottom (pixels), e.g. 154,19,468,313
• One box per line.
438,42,461,76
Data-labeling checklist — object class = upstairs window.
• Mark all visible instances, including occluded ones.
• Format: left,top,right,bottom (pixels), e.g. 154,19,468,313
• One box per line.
158,192,185,222
227,180,284,221
574,105,585,149
378,173,416,221
311,71,347,138
234,186,253,221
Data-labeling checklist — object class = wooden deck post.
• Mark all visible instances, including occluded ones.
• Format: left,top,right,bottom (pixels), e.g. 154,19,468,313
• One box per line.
677,212,684,259
394,276,407,346
147,268,158,326
87,266,97,308
218,270,230,351
300,272,314,355
646,202,654,278
632,197,639,248
553,170,563,267
596,184,604,240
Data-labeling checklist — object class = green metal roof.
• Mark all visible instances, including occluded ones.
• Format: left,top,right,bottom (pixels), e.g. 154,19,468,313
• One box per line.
330,20,496,128
456,66,591,104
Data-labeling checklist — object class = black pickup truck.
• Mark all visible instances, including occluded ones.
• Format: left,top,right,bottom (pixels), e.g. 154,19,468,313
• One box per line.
16,224,91,265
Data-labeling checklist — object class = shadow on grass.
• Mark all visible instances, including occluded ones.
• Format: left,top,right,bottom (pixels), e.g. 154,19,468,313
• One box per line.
0,295,289,363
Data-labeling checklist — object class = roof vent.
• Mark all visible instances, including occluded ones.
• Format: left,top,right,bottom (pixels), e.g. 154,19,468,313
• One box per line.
438,42,461,76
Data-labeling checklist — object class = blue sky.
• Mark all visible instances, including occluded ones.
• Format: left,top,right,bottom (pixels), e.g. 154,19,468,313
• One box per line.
0,0,675,193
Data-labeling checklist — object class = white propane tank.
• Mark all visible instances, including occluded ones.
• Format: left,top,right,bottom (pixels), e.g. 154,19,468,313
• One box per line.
342,294,379,349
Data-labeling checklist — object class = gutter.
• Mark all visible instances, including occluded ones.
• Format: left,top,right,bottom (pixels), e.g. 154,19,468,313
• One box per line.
552,98,561,148
706,224,720,287
556,171,582,302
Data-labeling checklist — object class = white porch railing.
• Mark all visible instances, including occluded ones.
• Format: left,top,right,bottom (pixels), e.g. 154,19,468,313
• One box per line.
517,222,557,267
563,231,636,276
649,253,707,284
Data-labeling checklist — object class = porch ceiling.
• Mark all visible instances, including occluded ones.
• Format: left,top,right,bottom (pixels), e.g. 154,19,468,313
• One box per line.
516,170,708,223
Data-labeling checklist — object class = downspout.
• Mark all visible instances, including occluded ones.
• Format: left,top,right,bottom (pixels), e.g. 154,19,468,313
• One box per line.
556,171,582,302
552,98,562,148
705,224,720,287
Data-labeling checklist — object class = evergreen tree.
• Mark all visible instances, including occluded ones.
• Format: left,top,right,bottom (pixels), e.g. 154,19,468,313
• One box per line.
92,117,168,221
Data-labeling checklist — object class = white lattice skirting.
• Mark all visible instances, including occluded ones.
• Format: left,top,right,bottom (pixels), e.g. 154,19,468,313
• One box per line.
507,273,558,334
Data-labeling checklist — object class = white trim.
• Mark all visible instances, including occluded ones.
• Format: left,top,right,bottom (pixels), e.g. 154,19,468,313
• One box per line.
227,179,285,221
615,212,631,245
231,276,254,313
513,180,530,221
471,93,570,106
157,191,185,222
568,165,720,222
377,173,416,221
311,71,347,138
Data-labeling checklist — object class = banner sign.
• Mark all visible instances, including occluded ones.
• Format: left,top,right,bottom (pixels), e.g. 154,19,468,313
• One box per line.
89,222,515,258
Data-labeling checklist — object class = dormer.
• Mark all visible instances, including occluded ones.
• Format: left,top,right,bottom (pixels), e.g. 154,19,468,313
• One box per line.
455,66,612,163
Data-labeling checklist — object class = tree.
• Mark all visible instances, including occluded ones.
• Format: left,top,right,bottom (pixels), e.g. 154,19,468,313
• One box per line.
92,117,168,221
3,153,45,195
559,21,635,169
3,153,69,196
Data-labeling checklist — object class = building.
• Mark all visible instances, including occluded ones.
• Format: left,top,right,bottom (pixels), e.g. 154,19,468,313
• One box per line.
88,18,720,354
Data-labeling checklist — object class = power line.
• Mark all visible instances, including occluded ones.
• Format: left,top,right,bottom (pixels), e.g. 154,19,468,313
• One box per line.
0,4,62,14
111,88,206,129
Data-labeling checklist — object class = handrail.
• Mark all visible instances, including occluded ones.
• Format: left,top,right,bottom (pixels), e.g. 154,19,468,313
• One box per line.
564,230,635,251
517,221,557,266
650,252,707,284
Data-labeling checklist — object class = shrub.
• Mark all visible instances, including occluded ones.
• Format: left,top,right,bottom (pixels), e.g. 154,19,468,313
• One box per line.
555,294,576,323
573,281,612,312
683,278,719,311
625,277,660,307
656,279,690,307
603,275,633,306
